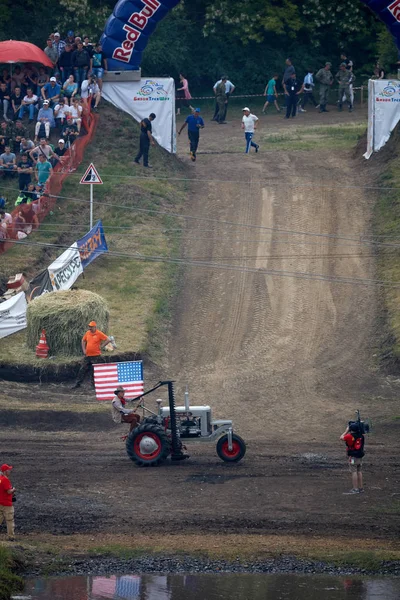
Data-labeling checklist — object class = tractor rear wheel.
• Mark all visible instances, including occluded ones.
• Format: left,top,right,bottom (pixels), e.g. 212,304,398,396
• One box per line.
126,423,171,467
216,433,246,463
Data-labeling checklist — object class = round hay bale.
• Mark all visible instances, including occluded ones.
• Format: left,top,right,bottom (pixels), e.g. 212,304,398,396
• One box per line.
27,290,109,356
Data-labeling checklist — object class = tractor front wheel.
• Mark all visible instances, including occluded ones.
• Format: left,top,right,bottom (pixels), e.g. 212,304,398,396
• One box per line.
126,424,171,467
216,433,246,463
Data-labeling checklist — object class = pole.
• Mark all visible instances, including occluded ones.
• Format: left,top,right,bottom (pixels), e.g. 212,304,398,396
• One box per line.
90,183,93,230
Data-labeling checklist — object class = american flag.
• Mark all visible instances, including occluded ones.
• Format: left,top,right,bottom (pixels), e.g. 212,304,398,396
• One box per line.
93,361,144,401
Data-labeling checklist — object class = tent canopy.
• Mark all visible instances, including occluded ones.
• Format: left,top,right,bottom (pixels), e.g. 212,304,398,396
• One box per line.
0,41,53,68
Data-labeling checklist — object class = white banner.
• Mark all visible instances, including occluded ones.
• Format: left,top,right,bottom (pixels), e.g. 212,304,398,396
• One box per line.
102,77,176,153
48,243,83,291
0,292,27,339
364,79,400,159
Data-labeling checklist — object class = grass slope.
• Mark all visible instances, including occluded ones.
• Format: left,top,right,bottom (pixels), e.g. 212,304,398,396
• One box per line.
0,102,187,366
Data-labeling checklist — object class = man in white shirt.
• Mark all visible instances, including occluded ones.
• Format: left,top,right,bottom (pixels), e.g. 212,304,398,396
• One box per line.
81,74,101,111
212,75,235,121
241,107,259,154
0,209,12,229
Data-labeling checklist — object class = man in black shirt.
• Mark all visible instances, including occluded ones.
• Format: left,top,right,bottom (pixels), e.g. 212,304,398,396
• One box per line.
61,116,79,147
134,113,156,168
17,153,33,190
284,72,303,119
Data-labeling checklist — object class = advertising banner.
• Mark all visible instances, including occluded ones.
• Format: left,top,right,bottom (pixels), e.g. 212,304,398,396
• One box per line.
0,292,27,339
28,269,53,302
48,243,83,291
102,77,176,153
77,220,108,269
364,79,400,158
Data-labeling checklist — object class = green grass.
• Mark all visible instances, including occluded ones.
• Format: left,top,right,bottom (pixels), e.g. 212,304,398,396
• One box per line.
0,547,24,600
259,123,365,151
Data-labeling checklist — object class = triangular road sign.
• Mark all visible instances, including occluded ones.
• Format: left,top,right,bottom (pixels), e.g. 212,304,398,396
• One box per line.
80,163,103,185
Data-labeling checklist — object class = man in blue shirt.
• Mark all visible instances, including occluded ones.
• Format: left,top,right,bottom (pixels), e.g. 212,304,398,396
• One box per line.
178,108,204,162
41,77,61,107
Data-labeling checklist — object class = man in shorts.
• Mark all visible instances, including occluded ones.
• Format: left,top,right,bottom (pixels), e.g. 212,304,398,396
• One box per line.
340,422,365,495
262,74,280,113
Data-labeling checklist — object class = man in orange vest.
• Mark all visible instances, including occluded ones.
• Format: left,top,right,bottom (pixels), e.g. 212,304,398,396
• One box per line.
72,321,111,389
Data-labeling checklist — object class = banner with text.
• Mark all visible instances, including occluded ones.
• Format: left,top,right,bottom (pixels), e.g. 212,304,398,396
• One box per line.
0,292,27,339
102,77,176,153
77,220,108,269
364,79,400,159
48,243,83,291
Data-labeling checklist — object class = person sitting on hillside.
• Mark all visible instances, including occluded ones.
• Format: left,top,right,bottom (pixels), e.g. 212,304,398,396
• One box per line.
17,153,33,191
35,67,49,98
61,115,79,147
11,120,28,152
54,138,68,163
54,98,70,133
24,182,40,203
41,76,61,107
0,146,17,178
62,74,78,105
0,209,12,231
35,153,53,188
18,88,38,122
34,100,55,141
80,74,101,112
0,82,11,122
11,87,24,121
11,66,27,93
20,136,35,155
68,98,82,132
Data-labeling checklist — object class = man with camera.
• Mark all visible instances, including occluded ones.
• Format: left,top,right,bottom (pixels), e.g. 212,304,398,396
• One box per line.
0,464,16,540
340,417,366,495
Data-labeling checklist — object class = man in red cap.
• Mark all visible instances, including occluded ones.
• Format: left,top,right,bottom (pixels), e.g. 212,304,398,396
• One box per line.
0,464,16,540
72,321,111,389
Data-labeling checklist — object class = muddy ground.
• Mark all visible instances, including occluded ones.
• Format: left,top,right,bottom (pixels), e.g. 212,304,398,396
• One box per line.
1,106,400,560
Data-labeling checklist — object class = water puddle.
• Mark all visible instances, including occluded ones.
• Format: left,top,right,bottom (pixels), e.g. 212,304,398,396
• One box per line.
22,572,400,600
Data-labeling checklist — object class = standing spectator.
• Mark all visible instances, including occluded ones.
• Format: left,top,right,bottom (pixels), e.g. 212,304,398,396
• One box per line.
62,74,78,104
69,97,83,132
176,73,194,116
41,76,61,107
18,88,38,122
17,153,33,190
373,62,385,79
81,74,101,112
83,36,94,57
282,58,295,88
212,76,235,121
29,138,57,163
34,100,55,141
340,422,365,495
336,63,354,112
53,32,66,58
0,146,17,177
90,43,108,90
300,68,318,111
0,82,10,122
134,113,156,169
44,38,59,74
340,52,354,106
72,321,111,389
59,44,74,83
36,67,49,98
72,42,91,90
215,77,228,124
10,87,24,121
0,464,16,541
178,107,204,162
65,30,75,47
241,107,259,154
35,153,53,187
262,74,280,113
315,62,333,113
54,98,70,132
61,115,79,147
0,120,12,154
54,138,68,163
284,72,303,119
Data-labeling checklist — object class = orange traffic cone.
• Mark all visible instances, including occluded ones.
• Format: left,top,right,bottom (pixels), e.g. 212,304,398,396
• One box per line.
36,329,50,358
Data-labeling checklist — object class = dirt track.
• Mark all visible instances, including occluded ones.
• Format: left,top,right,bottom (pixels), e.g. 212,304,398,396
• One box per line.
1,107,400,551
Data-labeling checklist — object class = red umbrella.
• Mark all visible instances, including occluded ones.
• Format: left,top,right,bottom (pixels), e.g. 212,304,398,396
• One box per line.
0,40,53,68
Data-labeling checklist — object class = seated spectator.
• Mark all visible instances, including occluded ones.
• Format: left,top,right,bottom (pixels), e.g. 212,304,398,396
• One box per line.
41,76,61,107
24,65,38,91
35,100,55,141
35,153,53,187
62,75,78,105
0,120,13,153
59,44,74,83
44,38,59,75
17,153,33,190
36,67,49,98
18,88,39,122
20,136,35,155
69,97,83,132
81,74,101,111
11,87,24,121
11,66,27,92
0,209,12,230
12,120,28,152
29,137,58,164
61,115,79,147
0,146,17,177
0,69,11,87
53,33,66,58
54,138,68,162
72,42,91,89
24,183,40,203
54,98,70,133
90,43,108,91
0,82,11,121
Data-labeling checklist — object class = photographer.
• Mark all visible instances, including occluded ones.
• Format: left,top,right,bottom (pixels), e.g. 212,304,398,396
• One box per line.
340,422,365,495
0,464,16,540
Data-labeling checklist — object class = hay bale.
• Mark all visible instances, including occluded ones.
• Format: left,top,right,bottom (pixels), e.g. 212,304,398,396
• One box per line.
27,290,109,356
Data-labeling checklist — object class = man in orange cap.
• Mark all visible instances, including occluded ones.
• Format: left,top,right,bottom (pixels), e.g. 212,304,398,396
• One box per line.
0,464,16,540
72,321,111,389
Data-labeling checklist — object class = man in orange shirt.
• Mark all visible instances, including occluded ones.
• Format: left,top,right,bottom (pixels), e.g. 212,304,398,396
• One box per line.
72,321,111,389
0,464,16,541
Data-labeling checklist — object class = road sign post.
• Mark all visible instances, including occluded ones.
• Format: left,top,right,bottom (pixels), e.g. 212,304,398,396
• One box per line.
80,163,103,229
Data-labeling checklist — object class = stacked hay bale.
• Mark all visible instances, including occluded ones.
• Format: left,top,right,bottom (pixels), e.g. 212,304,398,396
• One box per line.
27,290,109,356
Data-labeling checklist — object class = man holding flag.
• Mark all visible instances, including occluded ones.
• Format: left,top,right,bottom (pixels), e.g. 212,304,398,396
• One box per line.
72,321,111,389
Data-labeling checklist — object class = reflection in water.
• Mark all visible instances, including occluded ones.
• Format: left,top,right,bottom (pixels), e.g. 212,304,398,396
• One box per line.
24,573,400,600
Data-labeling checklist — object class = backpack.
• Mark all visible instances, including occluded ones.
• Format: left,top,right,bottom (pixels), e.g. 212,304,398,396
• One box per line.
347,434,365,458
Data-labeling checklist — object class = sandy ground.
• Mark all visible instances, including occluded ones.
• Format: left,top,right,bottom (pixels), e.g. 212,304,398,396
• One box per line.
1,106,400,553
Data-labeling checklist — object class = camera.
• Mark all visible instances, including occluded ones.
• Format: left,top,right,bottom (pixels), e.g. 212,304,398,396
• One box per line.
348,410,371,435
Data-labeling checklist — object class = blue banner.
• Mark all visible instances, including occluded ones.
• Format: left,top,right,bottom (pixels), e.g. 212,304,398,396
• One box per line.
77,220,108,269
361,0,400,52
101,0,180,71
